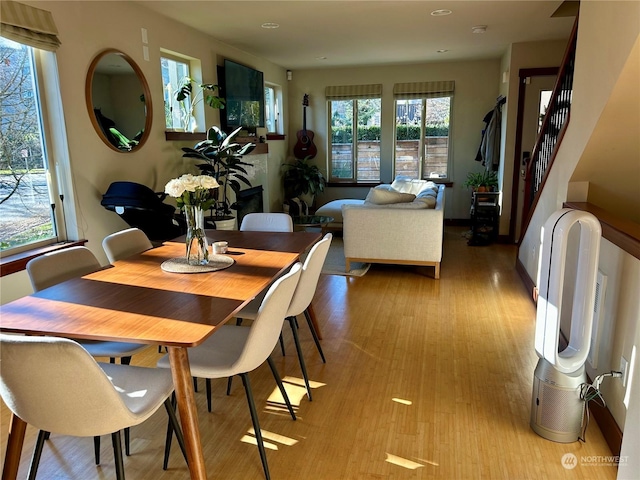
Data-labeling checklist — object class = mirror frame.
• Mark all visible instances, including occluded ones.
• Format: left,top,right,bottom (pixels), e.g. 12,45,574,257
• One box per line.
85,49,153,153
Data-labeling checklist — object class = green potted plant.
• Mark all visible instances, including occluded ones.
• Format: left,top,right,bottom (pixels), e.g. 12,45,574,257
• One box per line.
181,126,255,223
463,170,498,192
282,156,326,207
174,77,225,132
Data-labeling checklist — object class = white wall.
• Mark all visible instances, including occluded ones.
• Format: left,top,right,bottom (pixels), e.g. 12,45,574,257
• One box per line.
515,0,640,465
287,59,501,221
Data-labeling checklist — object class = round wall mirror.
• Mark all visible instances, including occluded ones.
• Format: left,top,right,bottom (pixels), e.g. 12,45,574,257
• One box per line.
85,49,152,152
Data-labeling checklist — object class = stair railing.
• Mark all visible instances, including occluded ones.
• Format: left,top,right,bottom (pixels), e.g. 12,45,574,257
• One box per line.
519,15,579,241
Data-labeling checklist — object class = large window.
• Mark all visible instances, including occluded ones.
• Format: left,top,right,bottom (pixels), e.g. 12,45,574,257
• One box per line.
0,39,59,252
328,95,381,182
393,81,454,180
160,54,190,130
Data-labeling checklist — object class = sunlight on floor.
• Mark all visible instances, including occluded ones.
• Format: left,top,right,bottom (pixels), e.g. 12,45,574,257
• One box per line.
391,397,412,405
385,453,426,470
281,376,327,389
241,428,299,451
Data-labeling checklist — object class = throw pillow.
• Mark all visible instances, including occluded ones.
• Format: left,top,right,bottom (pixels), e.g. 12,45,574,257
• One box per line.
365,187,416,205
391,176,430,195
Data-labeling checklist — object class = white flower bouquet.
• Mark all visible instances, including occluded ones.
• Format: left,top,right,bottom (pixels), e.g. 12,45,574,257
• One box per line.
164,174,219,211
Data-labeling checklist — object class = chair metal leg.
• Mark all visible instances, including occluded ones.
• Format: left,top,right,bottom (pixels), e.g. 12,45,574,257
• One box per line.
124,428,130,456
94,429,130,461
241,373,270,480
226,376,234,396
162,396,188,470
27,430,47,480
288,316,312,401
278,332,286,356
267,356,296,421
206,378,212,412
111,431,125,480
94,435,100,464
193,377,198,392
304,309,326,363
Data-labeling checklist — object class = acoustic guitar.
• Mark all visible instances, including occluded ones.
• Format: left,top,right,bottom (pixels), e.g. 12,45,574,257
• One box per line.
293,94,317,159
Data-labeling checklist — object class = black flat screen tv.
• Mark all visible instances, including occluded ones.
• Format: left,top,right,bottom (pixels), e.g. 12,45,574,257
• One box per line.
220,59,265,130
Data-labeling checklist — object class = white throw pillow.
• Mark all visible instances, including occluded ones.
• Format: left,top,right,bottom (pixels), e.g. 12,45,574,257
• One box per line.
365,187,416,205
391,176,431,195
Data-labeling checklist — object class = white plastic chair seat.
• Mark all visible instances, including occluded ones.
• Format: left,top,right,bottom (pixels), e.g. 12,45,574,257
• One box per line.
100,362,175,422
0,334,174,437
159,325,250,377
102,228,153,264
240,213,293,232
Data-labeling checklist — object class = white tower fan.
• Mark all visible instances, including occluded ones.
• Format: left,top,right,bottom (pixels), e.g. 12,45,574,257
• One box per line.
530,208,601,443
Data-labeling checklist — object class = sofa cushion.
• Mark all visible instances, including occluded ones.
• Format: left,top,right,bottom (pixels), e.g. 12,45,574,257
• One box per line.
365,188,416,205
316,199,364,224
391,176,432,195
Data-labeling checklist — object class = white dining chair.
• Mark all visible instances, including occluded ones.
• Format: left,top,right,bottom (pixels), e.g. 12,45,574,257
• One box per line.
239,212,293,232
102,227,153,264
158,262,303,480
233,233,332,401
26,246,150,461
0,334,186,480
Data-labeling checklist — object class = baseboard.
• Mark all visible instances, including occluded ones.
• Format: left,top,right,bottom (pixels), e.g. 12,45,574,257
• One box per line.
515,256,537,303
517,257,623,456
445,218,471,227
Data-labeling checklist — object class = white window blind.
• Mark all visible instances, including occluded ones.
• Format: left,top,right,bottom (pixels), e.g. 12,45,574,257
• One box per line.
393,81,454,99
326,84,382,99
0,0,61,51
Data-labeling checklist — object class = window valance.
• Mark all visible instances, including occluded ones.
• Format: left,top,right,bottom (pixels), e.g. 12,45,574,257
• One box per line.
0,0,61,51
393,81,454,99
325,84,382,99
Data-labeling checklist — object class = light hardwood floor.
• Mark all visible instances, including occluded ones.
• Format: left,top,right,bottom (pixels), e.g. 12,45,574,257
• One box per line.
1,227,617,479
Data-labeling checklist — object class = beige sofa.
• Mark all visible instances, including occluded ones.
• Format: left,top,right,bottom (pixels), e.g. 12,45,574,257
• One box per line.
340,182,445,278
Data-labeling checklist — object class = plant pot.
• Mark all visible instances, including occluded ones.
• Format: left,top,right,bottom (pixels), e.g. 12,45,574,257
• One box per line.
211,216,236,231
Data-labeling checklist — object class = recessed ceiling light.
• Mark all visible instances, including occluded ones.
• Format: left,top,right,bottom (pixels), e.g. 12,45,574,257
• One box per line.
431,9,452,16
472,25,487,34
437,49,449,53
261,22,279,29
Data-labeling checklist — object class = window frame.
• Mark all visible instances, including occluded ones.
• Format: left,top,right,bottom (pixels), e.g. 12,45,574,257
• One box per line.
264,82,282,134
393,94,453,182
0,41,67,256
327,97,382,183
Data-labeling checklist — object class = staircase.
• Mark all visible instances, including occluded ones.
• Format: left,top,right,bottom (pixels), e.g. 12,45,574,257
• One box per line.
520,16,579,240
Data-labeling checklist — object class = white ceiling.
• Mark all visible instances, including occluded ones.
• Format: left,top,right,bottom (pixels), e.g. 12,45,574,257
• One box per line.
138,1,576,70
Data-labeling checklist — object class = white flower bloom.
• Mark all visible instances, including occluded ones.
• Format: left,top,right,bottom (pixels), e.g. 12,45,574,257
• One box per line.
199,176,219,189
164,178,185,198
180,174,200,192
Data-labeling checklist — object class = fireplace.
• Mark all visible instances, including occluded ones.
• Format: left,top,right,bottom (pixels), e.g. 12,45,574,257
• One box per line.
235,185,264,228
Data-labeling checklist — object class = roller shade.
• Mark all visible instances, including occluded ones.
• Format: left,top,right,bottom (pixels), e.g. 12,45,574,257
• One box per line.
0,0,61,51
393,81,454,99
325,84,382,99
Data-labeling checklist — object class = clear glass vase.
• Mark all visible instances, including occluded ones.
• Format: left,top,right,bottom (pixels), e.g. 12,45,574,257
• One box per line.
184,205,209,265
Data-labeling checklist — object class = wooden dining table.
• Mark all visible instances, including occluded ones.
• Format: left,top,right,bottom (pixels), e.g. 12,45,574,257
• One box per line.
0,230,321,480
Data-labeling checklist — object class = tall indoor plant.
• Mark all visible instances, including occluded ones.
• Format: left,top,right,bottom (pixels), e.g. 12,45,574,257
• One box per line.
181,126,256,221
282,156,326,208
